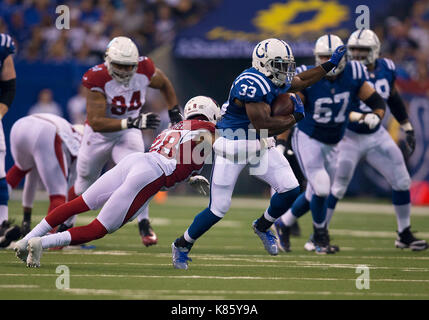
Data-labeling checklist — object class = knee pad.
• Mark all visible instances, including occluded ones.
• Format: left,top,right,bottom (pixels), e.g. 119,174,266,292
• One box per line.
0,178,8,205
311,170,330,197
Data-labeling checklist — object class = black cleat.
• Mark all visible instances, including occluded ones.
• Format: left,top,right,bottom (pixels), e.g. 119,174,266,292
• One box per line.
21,220,31,237
313,226,336,254
395,226,428,251
0,223,21,248
138,219,158,247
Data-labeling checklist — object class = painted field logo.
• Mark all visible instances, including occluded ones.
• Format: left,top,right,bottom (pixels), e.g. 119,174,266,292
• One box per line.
355,265,370,290
56,265,70,289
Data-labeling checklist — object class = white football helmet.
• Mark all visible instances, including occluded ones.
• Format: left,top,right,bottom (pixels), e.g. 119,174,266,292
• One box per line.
347,29,380,66
252,38,296,87
184,96,220,124
105,36,139,86
314,34,346,76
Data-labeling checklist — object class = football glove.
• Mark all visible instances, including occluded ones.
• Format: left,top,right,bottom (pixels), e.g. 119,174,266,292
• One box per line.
188,175,209,196
290,94,305,122
329,45,347,66
127,112,160,130
363,113,381,130
405,129,416,156
168,105,183,125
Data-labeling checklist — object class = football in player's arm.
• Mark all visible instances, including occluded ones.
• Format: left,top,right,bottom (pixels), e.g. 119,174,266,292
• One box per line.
245,43,348,137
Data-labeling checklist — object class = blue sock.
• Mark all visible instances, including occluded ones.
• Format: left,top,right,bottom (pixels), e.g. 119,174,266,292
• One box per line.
392,190,410,206
310,195,326,227
291,193,310,218
326,193,339,210
0,178,9,206
186,208,221,241
267,187,300,219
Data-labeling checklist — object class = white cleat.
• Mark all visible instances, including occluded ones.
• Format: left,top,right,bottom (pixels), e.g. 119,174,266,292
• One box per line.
26,237,43,268
14,239,29,264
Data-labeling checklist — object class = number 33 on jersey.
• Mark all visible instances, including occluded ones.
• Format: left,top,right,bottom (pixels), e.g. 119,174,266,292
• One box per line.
82,56,155,119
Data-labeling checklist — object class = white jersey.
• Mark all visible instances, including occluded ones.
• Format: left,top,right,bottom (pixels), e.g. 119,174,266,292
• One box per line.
149,120,215,188
82,56,155,120
29,113,82,156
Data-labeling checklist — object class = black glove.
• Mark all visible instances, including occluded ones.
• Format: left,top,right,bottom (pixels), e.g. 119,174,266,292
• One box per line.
405,130,416,156
168,105,183,125
127,112,160,130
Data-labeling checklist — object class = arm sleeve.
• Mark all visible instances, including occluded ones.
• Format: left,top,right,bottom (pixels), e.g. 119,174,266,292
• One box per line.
387,89,408,123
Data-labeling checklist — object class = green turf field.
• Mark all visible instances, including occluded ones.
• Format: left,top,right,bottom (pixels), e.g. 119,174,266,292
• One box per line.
1,196,429,300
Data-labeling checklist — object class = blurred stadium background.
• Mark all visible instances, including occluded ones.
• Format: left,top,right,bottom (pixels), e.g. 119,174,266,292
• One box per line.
1,0,428,203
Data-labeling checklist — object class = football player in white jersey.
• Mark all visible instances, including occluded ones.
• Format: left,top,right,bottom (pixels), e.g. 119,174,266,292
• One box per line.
3,114,83,242
14,96,220,268
73,36,182,247
325,29,427,251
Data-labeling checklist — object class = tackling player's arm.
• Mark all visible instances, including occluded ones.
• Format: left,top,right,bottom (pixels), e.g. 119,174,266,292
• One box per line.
288,46,347,92
149,68,182,124
0,55,16,120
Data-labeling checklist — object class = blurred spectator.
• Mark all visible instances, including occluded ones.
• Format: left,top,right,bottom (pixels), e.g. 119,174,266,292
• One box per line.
2,0,217,64
67,85,87,124
155,3,176,46
28,89,63,117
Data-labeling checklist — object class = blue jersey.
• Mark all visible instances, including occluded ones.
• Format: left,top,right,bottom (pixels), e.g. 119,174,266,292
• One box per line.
0,33,15,71
297,61,368,144
348,58,396,134
216,67,290,135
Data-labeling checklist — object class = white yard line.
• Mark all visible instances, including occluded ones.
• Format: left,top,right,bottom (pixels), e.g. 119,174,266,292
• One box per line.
1,273,428,283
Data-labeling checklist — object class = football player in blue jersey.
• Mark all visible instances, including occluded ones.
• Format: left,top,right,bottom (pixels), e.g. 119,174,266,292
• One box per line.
171,38,347,269
0,33,18,248
272,34,387,254
324,29,427,251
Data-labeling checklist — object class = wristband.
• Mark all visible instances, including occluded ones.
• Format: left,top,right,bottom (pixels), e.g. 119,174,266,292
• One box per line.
120,119,128,130
321,61,336,73
401,122,413,132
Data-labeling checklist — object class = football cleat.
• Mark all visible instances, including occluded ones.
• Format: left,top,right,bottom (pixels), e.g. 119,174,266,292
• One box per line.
14,239,29,263
313,227,336,255
26,237,43,268
138,219,158,247
21,220,31,237
252,220,278,256
272,220,291,252
172,242,192,270
304,233,340,253
0,223,21,248
395,226,428,251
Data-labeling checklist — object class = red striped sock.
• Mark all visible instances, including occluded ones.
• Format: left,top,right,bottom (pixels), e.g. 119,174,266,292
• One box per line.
45,196,90,228
6,165,30,189
69,219,107,245
48,195,66,214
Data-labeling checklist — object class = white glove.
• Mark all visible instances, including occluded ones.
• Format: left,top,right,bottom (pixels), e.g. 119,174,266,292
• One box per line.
188,175,209,196
363,113,381,130
275,144,286,154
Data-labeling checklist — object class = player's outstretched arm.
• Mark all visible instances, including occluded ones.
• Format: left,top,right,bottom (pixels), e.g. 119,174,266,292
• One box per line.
245,100,299,136
149,68,182,124
288,45,347,92
0,55,16,120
